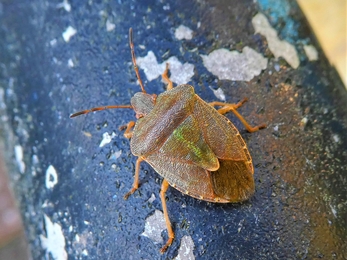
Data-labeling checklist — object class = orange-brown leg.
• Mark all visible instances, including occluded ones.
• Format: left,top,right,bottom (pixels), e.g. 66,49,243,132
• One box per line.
159,179,175,253
162,63,174,90
122,121,135,139
124,157,144,200
209,99,266,133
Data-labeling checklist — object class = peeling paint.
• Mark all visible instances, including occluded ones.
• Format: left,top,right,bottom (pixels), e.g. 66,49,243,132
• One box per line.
174,236,195,260
62,26,77,42
137,51,194,85
201,47,268,81
252,13,300,69
175,25,193,40
99,132,116,147
40,214,67,260
14,145,25,174
303,45,318,61
141,210,166,244
45,165,58,189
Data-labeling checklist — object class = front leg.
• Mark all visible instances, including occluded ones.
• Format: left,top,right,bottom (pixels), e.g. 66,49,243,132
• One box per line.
124,157,144,200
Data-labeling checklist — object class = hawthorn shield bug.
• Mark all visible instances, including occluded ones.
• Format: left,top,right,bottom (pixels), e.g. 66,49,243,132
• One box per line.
70,28,266,253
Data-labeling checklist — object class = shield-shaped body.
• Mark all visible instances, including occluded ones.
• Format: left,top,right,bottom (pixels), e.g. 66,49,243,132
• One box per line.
130,84,254,203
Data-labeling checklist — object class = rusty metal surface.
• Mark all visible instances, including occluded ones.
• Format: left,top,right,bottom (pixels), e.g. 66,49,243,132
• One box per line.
0,0,346,259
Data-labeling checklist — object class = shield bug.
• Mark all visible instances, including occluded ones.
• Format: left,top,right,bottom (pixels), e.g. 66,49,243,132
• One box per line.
70,28,266,253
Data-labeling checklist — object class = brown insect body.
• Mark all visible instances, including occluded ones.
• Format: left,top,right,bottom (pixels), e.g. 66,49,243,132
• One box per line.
70,28,266,253
130,84,254,203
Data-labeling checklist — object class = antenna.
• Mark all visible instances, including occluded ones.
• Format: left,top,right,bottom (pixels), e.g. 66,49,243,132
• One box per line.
70,105,133,118
129,28,146,93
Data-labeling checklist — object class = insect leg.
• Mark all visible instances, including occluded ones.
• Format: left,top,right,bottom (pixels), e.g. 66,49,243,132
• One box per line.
162,63,174,90
124,157,144,200
121,121,135,139
209,100,266,133
159,179,175,253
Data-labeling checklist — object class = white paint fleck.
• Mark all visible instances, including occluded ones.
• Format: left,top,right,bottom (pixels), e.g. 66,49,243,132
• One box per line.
332,134,340,143
175,25,193,40
0,88,5,110
303,45,318,61
174,236,195,260
106,19,115,32
56,0,71,12
109,150,122,160
163,3,170,10
209,87,226,101
99,132,116,147
46,165,58,189
141,210,166,244
147,193,156,203
50,39,57,46
252,13,300,69
329,204,337,218
14,145,25,174
274,63,280,72
68,59,74,68
32,154,39,164
300,117,308,129
40,214,67,260
62,26,77,42
201,47,268,81
137,51,194,85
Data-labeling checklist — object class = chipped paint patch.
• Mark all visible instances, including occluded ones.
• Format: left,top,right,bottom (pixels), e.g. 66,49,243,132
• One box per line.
99,132,116,147
141,210,166,244
209,87,226,101
106,19,115,32
14,145,25,174
175,25,193,40
201,47,267,81
46,165,58,189
174,236,195,260
303,45,318,61
62,26,77,42
40,214,67,260
252,13,300,69
137,51,194,85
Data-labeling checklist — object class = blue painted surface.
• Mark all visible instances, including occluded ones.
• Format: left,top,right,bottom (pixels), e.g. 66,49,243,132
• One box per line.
257,0,299,43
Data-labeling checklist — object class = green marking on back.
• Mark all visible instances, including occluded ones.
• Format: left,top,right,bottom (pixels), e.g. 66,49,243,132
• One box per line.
168,117,218,170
